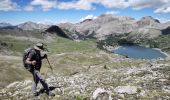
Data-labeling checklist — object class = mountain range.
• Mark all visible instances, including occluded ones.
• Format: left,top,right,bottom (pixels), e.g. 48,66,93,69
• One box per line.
0,14,170,40
0,21,50,30
1,15,170,100
17,21,50,30
0,22,12,28
59,15,170,39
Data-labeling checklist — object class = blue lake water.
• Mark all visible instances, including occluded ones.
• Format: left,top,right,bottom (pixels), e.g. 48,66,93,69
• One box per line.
113,45,167,59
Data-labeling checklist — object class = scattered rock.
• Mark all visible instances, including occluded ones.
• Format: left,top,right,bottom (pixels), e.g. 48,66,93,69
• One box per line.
103,65,109,70
1,53,170,99
92,88,112,100
114,86,138,94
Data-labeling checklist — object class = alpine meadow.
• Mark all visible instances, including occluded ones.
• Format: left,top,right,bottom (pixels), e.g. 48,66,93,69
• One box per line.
0,0,170,100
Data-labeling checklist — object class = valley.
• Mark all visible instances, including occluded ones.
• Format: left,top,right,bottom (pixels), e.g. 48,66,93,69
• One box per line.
0,14,170,99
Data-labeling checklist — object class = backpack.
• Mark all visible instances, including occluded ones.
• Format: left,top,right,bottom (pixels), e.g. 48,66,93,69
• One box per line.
23,48,35,68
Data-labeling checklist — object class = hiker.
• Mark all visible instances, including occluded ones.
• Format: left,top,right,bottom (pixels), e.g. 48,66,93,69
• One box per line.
23,43,55,96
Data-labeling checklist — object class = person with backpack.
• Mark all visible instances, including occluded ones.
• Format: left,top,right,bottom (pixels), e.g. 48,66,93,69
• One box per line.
23,43,55,96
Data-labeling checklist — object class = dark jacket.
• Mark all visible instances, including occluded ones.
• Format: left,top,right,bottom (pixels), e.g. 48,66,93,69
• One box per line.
26,49,46,71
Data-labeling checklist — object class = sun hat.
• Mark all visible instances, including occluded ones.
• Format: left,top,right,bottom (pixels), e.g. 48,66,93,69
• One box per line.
34,43,45,51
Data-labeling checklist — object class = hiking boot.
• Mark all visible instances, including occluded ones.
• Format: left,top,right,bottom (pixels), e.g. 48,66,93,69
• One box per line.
46,91,55,96
33,92,39,96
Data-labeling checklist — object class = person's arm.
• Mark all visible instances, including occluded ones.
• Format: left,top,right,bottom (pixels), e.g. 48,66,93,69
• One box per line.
25,58,36,65
25,52,36,65
41,54,47,59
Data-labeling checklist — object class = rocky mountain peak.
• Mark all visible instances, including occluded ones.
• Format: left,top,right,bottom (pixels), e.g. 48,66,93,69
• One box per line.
136,16,160,28
142,16,160,23
17,21,49,30
142,16,153,19
80,19,93,23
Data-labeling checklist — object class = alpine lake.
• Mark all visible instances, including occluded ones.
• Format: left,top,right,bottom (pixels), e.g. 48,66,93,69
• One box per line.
113,45,167,60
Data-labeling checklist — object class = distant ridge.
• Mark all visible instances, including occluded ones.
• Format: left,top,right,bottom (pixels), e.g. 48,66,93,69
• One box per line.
17,21,49,30
59,15,170,39
0,22,13,28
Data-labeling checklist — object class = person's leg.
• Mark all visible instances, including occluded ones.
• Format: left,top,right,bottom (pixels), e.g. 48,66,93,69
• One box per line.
31,70,40,96
34,70,49,92
26,65,39,96
34,70,55,96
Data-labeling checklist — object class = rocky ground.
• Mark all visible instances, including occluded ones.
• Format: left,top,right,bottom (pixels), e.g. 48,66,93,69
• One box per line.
0,51,170,100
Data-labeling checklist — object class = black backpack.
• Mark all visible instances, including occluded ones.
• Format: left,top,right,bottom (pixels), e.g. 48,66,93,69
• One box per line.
23,48,35,68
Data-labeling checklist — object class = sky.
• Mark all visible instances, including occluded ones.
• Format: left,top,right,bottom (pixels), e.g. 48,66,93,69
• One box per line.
0,0,170,25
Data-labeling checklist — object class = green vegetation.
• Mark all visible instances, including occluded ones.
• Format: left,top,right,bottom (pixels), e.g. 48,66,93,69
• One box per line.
75,95,87,100
48,37,100,54
97,33,170,53
1,29,170,100
0,29,43,38
97,33,134,50
0,59,31,88
138,34,170,53
0,36,34,56
0,28,45,55
0,36,102,86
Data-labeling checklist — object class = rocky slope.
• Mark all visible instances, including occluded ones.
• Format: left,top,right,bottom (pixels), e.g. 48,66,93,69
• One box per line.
0,51,170,100
59,14,170,39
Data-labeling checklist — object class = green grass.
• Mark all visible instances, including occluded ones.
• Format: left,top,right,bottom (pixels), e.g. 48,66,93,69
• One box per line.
57,53,108,65
0,36,35,56
47,37,100,54
0,29,45,56
0,59,31,88
138,34,170,48
0,36,103,85
0,29,43,39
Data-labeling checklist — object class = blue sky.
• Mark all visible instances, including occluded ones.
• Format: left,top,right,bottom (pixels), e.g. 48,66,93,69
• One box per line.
0,0,170,25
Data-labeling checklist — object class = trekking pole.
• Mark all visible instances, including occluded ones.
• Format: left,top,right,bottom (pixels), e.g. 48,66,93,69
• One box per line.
44,57,53,79
46,57,53,73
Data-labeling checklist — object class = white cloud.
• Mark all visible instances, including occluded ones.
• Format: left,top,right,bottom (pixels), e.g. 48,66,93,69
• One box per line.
156,18,170,23
0,0,19,11
154,6,170,14
105,11,119,15
3,0,169,14
128,0,159,10
80,14,97,22
24,6,34,11
26,0,170,14
30,0,57,11
57,0,128,10
28,0,129,11
97,0,129,9
57,0,95,10
128,0,170,13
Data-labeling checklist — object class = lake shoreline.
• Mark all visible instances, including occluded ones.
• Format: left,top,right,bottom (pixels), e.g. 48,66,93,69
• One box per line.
153,48,170,60
112,45,169,60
